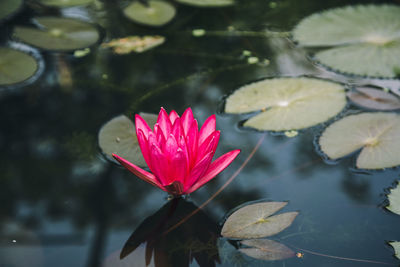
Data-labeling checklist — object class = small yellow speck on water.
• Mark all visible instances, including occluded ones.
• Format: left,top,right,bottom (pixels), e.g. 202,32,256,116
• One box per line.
242,50,251,57
74,48,91,58
247,57,259,64
269,2,277,8
262,59,270,66
102,74,108,79
383,87,390,93
116,137,121,143
296,252,304,258
192,29,206,37
227,25,235,31
285,130,298,138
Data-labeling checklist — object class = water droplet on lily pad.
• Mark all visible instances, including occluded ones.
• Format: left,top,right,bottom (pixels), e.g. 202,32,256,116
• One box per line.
13,17,101,52
347,86,400,111
292,5,400,78
37,0,94,8
318,112,400,169
175,0,234,7
123,0,176,27
387,181,400,215
0,0,23,22
224,77,347,132
221,202,298,239
98,113,157,167
239,239,295,261
389,241,400,260
0,47,40,87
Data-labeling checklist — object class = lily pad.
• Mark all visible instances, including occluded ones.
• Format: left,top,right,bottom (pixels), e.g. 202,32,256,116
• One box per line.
318,112,400,169
175,0,234,7
292,5,400,78
239,239,295,261
221,202,298,239
98,113,157,167
389,241,400,260
13,17,101,51
0,0,23,22
0,47,39,86
37,0,94,7
123,1,176,27
347,86,400,111
224,77,347,132
387,181,400,215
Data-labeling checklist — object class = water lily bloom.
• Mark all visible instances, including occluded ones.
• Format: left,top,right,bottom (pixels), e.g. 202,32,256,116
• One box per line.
112,107,240,196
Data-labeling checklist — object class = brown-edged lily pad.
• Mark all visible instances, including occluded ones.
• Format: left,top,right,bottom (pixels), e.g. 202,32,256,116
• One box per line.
101,35,165,54
221,202,298,239
37,0,94,7
239,239,295,261
319,112,400,169
347,86,400,110
123,1,176,27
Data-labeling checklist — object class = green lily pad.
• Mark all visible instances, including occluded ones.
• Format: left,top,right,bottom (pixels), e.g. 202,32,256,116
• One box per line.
221,202,298,239
13,17,101,51
239,239,295,261
37,0,94,7
98,113,157,167
292,5,400,78
0,0,23,22
175,0,234,7
389,241,400,260
0,47,39,86
347,86,400,111
123,1,176,27
224,77,347,132
318,112,400,169
387,181,400,215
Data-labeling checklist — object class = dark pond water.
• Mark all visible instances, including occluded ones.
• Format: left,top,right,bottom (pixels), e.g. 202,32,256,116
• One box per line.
1,0,400,266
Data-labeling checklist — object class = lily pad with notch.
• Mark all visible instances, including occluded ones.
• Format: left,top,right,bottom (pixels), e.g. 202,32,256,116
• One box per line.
36,0,94,8
347,86,400,111
0,0,23,23
13,17,101,52
389,241,400,260
175,0,234,8
292,5,400,78
98,113,157,167
221,202,298,239
239,239,295,261
318,112,400,169
387,181,400,216
123,0,176,27
224,77,347,132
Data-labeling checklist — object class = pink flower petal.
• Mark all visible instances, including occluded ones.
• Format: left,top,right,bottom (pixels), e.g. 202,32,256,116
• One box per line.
186,120,199,168
112,153,164,190
196,130,220,164
168,148,187,185
184,151,213,192
157,108,172,137
169,110,179,124
149,144,169,186
199,114,216,145
136,129,151,167
171,117,184,140
181,107,194,135
164,134,178,160
164,181,184,196
135,114,152,139
186,149,240,194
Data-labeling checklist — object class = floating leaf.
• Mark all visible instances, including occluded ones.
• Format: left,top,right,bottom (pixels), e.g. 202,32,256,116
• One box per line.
347,86,400,110
0,0,23,22
292,5,400,78
13,17,101,51
239,239,295,261
387,181,400,215
175,0,234,7
221,202,298,239
0,47,39,86
101,35,165,54
224,77,347,132
98,113,157,167
123,1,176,27
37,0,94,7
389,241,400,260
319,112,400,169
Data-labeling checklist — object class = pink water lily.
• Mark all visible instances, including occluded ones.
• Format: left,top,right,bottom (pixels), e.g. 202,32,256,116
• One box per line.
112,107,240,196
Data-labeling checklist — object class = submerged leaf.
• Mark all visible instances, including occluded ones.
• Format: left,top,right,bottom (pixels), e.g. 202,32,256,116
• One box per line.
292,5,400,78
224,77,346,131
37,0,94,7
239,239,295,261
175,0,234,7
101,36,165,54
13,17,100,51
123,0,176,27
319,112,400,169
221,202,298,239
389,241,400,260
387,181,400,216
347,87,400,110
98,113,157,167
0,47,38,86
0,0,23,21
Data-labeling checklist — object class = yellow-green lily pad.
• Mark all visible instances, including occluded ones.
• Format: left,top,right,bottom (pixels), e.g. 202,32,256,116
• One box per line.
239,239,295,261
224,77,347,132
319,112,400,169
37,0,94,7
389,241,400,260
98,113,157,167
13,17,101,52
221,202,298,239
123,1,176,27
292,5,400,78
175,0,234,7
0,47,39,86
0,0,23,22
387,181,400,215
